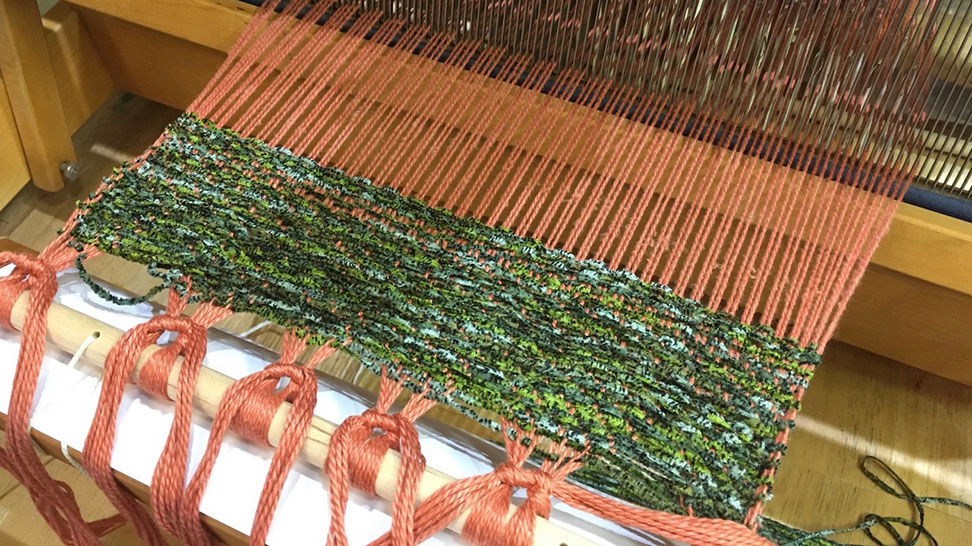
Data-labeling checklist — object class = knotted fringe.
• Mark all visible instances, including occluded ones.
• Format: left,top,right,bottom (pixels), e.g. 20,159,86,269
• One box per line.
0,220,123,546
326,369,439,546
82,286,231,546
369,420,775,546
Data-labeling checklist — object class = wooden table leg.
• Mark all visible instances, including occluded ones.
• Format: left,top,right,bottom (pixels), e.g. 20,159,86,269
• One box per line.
0,0,76,192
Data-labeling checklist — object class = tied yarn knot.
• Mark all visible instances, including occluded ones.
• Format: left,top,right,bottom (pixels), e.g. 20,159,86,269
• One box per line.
0,252,57,329
338,410,424,496
460,455,580,546
82,287,230,546
386,421,583,546
176,332,325,546
134,314,207,400
326,370,438,546
379,419,775,546
0,236,118,546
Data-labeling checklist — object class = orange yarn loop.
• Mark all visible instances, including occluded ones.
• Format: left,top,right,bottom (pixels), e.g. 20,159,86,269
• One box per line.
0,244,120,546
229,380,293,447
326,371,437,546
175,333,333,546
227,332,316,448
178,360,319,546
82,289,229,546
135,318,205,399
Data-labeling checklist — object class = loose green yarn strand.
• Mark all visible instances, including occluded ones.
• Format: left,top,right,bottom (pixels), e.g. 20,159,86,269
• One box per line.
762,456,971,546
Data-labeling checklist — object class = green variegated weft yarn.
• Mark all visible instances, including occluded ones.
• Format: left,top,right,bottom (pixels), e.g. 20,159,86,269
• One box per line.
70,114,821,531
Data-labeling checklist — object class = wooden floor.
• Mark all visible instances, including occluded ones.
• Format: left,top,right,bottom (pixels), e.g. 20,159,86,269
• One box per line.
0,94,969,545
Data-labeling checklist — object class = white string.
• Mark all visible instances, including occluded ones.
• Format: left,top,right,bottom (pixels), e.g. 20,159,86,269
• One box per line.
66,331,100,371
240,319,273,338
29,331,101,475
60,440,88,475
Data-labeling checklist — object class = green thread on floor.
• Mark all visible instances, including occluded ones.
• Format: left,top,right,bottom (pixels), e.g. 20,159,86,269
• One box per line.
759,456,972,545
71,113,820,526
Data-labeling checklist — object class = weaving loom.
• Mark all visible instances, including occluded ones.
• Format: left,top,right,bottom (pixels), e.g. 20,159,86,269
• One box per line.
0,0,970,544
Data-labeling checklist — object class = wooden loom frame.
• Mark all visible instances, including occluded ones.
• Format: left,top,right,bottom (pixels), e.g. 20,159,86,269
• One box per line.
0,0,969,385
0,0,969,543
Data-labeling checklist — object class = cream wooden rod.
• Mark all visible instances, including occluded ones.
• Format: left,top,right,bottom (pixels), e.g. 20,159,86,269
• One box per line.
7,290,600,546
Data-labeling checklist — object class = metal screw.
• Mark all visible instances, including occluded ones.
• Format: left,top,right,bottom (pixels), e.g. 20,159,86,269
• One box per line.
60,161,81,182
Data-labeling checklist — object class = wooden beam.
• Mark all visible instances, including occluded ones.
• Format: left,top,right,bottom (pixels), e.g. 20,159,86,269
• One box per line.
71,4,224,111
0,74,31,208
67,0,254,52
837,264,972,386
0,0,76,191
871,202,972,297
0,1,114,209
42,2,115,131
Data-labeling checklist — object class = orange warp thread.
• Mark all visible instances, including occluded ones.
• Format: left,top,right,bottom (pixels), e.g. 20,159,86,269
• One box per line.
0,229,122,546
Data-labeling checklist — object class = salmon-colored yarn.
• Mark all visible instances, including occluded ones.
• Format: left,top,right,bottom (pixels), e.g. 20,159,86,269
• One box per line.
175,332,327,546
0,232,123,546
326,371,437,546
371,421,775,546
81,287,229,546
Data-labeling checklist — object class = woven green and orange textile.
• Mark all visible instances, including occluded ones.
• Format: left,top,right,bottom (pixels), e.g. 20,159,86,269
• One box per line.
71,114,822,538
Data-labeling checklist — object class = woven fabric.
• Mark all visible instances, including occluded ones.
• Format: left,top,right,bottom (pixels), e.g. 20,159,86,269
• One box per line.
71,114,820,524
